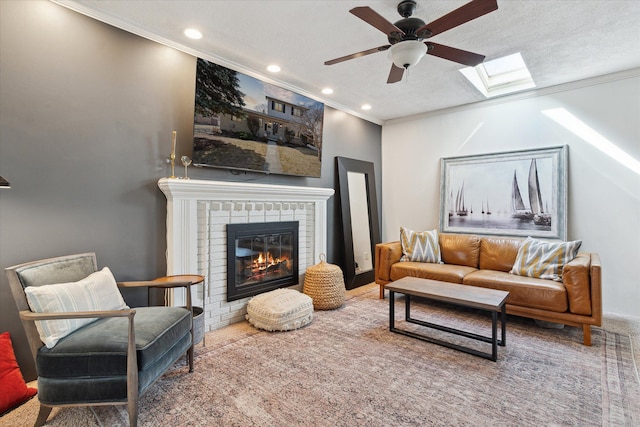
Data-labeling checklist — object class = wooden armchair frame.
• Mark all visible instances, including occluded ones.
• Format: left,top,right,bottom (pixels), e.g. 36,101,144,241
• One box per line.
6,253,195,427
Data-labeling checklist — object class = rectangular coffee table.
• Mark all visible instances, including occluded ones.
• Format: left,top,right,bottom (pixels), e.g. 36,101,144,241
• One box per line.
387,277,509,361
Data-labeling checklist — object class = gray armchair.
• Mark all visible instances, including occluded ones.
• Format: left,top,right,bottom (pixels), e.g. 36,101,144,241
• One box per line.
5,253,195,427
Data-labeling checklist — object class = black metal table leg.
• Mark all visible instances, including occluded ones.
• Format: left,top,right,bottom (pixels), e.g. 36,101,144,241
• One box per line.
405,294,411,320
491,310,498,361
389,290,395,331
501,304,506,346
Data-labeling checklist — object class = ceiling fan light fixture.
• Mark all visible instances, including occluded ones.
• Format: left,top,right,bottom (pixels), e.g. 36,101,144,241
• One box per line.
389,40,427,69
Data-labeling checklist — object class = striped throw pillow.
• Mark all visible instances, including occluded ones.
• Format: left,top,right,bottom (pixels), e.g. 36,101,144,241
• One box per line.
25,267,128,348
510,237,582,282
400,227,442,263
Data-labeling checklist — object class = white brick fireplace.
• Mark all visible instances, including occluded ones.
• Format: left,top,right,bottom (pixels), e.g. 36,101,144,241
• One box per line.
158,178,334,331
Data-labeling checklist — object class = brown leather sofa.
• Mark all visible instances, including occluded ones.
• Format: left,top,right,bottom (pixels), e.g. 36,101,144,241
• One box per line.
375,233,602,345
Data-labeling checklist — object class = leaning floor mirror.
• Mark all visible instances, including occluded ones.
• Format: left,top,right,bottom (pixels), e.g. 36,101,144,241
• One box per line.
336,157,381,289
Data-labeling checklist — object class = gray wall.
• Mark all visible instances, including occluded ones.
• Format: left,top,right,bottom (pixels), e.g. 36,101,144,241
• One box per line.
0,1,382,380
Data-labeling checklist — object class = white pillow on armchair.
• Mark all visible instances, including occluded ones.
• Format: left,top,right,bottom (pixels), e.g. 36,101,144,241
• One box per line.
24,267,128,348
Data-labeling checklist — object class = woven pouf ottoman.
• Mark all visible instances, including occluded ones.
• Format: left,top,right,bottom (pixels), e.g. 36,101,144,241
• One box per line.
246,288,313,331
303,255,346,310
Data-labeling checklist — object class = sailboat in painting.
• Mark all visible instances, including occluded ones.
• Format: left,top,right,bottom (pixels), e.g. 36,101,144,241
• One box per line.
511,171,533,220
482,200,492,215
511,159,552,226
448,190,454,217
529,159,551,226
455,182,468,216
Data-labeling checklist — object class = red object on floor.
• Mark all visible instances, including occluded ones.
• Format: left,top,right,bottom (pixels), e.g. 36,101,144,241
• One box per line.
0,332,37,415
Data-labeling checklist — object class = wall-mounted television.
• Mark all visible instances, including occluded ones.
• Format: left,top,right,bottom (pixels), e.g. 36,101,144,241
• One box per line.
193,58,325,178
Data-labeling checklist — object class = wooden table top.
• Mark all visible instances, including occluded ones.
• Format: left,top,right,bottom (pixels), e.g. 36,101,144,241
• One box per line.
386,277,509,311
152,274,204,285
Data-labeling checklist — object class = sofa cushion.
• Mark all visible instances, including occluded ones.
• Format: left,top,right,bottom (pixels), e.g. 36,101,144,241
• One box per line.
24,267,129,348
463,270,568,312
510,237,582,281
35,305,192,405
439,234,481,268
561,253,592,315
479,237,522,272
36,306,191,378
400,227,441,263
391,262,476,284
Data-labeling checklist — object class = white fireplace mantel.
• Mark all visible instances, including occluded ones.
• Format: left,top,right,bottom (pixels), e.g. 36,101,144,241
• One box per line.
158,178,334,312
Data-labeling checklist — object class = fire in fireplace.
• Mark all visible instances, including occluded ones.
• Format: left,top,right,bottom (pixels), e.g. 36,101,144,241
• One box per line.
226,221,299,301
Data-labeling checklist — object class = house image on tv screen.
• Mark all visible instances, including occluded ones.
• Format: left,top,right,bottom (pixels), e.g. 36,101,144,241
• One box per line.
193,58,325,178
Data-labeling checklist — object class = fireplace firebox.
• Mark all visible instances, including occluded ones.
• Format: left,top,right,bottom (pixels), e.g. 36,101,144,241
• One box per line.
226,221,299,301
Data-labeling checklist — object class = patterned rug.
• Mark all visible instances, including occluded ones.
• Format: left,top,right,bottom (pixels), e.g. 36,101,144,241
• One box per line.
3,286,639,426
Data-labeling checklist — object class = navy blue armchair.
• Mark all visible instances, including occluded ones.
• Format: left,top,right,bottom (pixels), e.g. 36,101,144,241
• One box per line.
6,253,194,426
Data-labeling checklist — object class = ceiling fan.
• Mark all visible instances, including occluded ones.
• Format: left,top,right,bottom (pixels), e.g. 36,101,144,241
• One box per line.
325,0,498,83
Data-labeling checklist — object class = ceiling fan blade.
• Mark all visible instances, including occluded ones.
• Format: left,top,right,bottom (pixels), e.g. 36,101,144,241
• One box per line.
387,64,405,84
324,45,390,66
426,42,485,66
350,6,405,37
427,42,485,66
416,0,498,38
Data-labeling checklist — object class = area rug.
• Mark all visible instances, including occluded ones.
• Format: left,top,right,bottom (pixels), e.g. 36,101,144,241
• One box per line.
3,286,639,426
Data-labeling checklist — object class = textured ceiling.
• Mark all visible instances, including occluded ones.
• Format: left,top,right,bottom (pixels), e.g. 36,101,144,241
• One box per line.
55,0,640,124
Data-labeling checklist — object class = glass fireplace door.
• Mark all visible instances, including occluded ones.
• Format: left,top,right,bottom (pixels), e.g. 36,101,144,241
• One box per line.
227,221,299,301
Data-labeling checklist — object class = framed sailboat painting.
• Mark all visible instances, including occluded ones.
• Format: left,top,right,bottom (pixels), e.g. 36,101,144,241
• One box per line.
439,146,568,240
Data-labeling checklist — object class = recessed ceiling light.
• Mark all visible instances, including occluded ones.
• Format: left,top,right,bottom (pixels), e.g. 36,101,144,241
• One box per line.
361,104,372,111
184,28,202,40
322,88,334,95
267,64,281,73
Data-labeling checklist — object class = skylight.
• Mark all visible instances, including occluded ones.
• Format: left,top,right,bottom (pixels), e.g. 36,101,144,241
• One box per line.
460,52,535,98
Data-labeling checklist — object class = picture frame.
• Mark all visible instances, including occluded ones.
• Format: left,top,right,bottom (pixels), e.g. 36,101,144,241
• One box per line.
192,58,324,178
439,146,568,240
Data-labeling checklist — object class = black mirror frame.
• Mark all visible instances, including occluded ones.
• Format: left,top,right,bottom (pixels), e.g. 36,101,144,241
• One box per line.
336,157,381,289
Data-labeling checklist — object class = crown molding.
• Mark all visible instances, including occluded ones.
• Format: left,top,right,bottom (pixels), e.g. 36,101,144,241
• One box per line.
50,0,384,126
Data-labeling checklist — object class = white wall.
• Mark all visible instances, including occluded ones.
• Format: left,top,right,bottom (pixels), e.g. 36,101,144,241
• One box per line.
381,71,640,317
